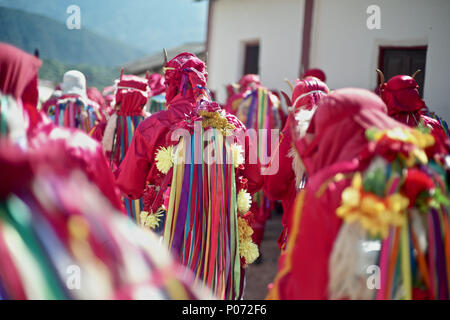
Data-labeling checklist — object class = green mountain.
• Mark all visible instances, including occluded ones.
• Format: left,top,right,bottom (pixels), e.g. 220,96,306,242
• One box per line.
0,6,143,67
39,59,120,90
0,0,207,54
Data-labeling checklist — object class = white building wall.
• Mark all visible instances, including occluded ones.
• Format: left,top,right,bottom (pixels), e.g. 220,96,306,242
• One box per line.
310,0,450,121
208,0,304,103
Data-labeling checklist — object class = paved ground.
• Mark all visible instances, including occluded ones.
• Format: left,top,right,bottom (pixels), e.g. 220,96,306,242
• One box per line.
244,212,283,300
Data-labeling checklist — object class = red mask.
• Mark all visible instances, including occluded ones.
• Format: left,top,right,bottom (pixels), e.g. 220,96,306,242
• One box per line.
380,75,426,115
164,52,207,105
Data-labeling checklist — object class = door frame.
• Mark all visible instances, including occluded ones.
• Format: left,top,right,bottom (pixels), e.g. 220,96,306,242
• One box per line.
377,45,428,74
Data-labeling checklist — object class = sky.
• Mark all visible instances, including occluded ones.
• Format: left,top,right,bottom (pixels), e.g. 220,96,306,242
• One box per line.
0,0,208,55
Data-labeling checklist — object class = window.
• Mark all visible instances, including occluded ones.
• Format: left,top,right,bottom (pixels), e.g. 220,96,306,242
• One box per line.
378,46,427,97
243,42,260,75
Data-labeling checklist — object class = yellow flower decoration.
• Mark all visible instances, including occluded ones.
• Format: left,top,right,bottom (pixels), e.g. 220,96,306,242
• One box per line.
230,143,244,168
373,127,434,165
336,173,409,238
237,217,259,265
155,145,174,174
237,189,252,214
238,216,254,241
140,210,164,230
198,111,236,136
374,127,434,148
240,241,259,265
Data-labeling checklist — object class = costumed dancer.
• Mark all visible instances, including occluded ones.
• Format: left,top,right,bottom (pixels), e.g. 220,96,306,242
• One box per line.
263,77,329,250
102,71,150,170
0,44,197,293
102,71,150,221
102,85,116,116
227,74,282,251
377,69,449,158
268,88,450,300
90,85,117,144
43,70,103,134
0,43,123,213
86,86,108,142
87,86,108,118
225,74,261,115
0,141,212,300
115,52,263,299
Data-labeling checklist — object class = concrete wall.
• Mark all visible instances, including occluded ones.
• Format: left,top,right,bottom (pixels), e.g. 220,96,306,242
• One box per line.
208,0,450,121
208,0,304,102
310,0,450,121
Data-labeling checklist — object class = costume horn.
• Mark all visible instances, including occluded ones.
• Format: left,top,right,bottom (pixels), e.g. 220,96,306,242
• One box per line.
163,48,168,67
284,78,294,93
376,69,385,86
411,69,421,79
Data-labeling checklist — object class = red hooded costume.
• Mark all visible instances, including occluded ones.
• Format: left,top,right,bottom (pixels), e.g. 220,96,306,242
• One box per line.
379,73,449,159
224,74,261,115
115,52,263,299
0,140,212,300
101,72,150,220
224,74,282,248
264,77,329,249
268,88,449,300
86,87,108,142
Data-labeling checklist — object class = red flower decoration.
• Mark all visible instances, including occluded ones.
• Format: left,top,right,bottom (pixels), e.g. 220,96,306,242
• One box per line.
242,211,255,226
371,136,414,162
142,185,161,212
237,176,248,191
196,99,221,113
402,168,435,207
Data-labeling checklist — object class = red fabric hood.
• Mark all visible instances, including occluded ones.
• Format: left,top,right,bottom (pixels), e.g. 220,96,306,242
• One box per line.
291,77,329,111
0,43,42,132
239,74,261,92
380,75,426,116
0,43,41,101
294,88,401,178
115,74,149,115
164,52,207,106
87,87,106,108
301,68,326,82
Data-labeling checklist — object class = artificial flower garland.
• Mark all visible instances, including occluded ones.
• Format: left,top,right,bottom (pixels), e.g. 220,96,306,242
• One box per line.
336,172,409,238
238,216,259,265
230,143,244,169
366,126,435,166
140,209,165,230
337,127,439,239
237,189,252,214
198,110,236,136
236,183,259,265
155,145,174,174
